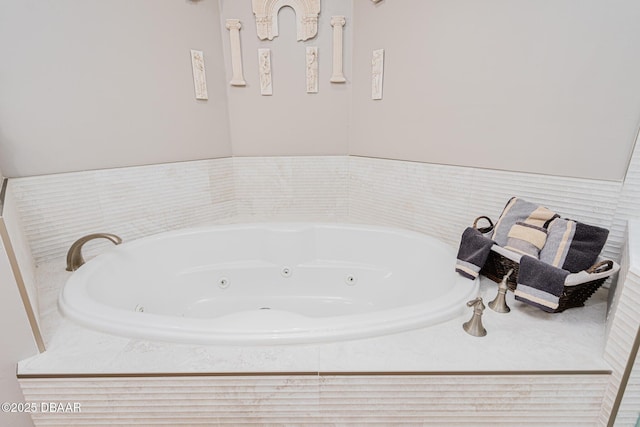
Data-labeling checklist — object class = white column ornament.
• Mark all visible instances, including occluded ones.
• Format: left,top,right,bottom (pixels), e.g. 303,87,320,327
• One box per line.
252,0,321,41
371,49,384,100
306,46,318,93
225,19,246,86
330,16,346,83
258,48,273,96
190,50,208,100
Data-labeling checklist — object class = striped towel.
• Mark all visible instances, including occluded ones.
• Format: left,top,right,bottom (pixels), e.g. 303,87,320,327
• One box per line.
504,222,548,258
492,197,558,247
540,217,609,273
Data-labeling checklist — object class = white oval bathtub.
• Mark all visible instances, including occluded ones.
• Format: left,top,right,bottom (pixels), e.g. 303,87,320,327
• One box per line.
59,223,478,345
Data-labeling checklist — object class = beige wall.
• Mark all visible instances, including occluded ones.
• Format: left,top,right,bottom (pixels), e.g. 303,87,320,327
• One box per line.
219,0,351,157
350,0,640,181
0,0,231,177
2,0,640,180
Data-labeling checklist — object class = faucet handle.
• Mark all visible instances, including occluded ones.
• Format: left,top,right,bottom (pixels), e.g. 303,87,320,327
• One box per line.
463,297,487,337
466,297,485,311
490,270,513,313
499,268,514,289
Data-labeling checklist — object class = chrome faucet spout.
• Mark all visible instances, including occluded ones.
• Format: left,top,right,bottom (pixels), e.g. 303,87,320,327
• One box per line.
66,233,122,271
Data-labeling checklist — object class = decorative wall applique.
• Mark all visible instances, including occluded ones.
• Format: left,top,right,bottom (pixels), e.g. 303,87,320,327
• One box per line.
190,50,208,100
225,19,247,86
258,48,273,95
251,0,321,41
371,49,384,100
329,16,346,83
306,47,318,93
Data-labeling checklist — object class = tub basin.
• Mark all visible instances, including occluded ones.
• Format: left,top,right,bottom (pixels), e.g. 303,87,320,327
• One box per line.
59,223,478,344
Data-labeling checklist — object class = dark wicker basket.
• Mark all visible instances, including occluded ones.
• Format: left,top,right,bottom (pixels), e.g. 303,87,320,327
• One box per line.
473,216,614,313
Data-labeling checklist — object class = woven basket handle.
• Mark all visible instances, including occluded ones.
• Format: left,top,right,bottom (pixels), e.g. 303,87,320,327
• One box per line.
586,260,614,274
473,216,494,234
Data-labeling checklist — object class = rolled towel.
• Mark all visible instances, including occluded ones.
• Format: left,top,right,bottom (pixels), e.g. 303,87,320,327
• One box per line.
514,255,570,313
540,218,609,273
492,197,558,247
455,227,494,280
504,222,547,258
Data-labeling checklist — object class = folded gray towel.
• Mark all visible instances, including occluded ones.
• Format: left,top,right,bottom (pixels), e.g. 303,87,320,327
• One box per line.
540,218,609,273
455,227,494,280
514,255,570,312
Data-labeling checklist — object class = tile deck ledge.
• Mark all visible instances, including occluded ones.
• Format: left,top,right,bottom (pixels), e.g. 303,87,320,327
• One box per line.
20,258,611,376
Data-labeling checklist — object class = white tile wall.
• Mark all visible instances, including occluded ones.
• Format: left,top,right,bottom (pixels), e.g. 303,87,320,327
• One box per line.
348,156,624,261
9,149,640,266
8,156,351,266
232,156,349,221
8,158,235,264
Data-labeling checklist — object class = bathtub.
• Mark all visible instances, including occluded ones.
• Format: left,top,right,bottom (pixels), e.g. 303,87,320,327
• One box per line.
58,223,478,345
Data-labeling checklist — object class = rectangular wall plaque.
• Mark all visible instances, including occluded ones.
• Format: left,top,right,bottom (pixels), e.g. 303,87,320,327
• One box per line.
190,50,209,100
371,49,384,100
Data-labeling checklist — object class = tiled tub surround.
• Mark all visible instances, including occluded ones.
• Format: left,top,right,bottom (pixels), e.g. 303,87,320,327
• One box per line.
17,220,634,426
9,153,640,425
9,154,633,267
7,158,237,264
233,156,349,221
8,156,350,266
348,156,626,262
20,267,612,425
605,220,640,426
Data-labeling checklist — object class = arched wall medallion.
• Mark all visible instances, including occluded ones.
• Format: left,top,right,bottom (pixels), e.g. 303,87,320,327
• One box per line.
251,0,321,41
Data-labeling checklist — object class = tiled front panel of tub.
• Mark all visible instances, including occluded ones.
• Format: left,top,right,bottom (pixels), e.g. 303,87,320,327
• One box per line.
20,373,609,426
